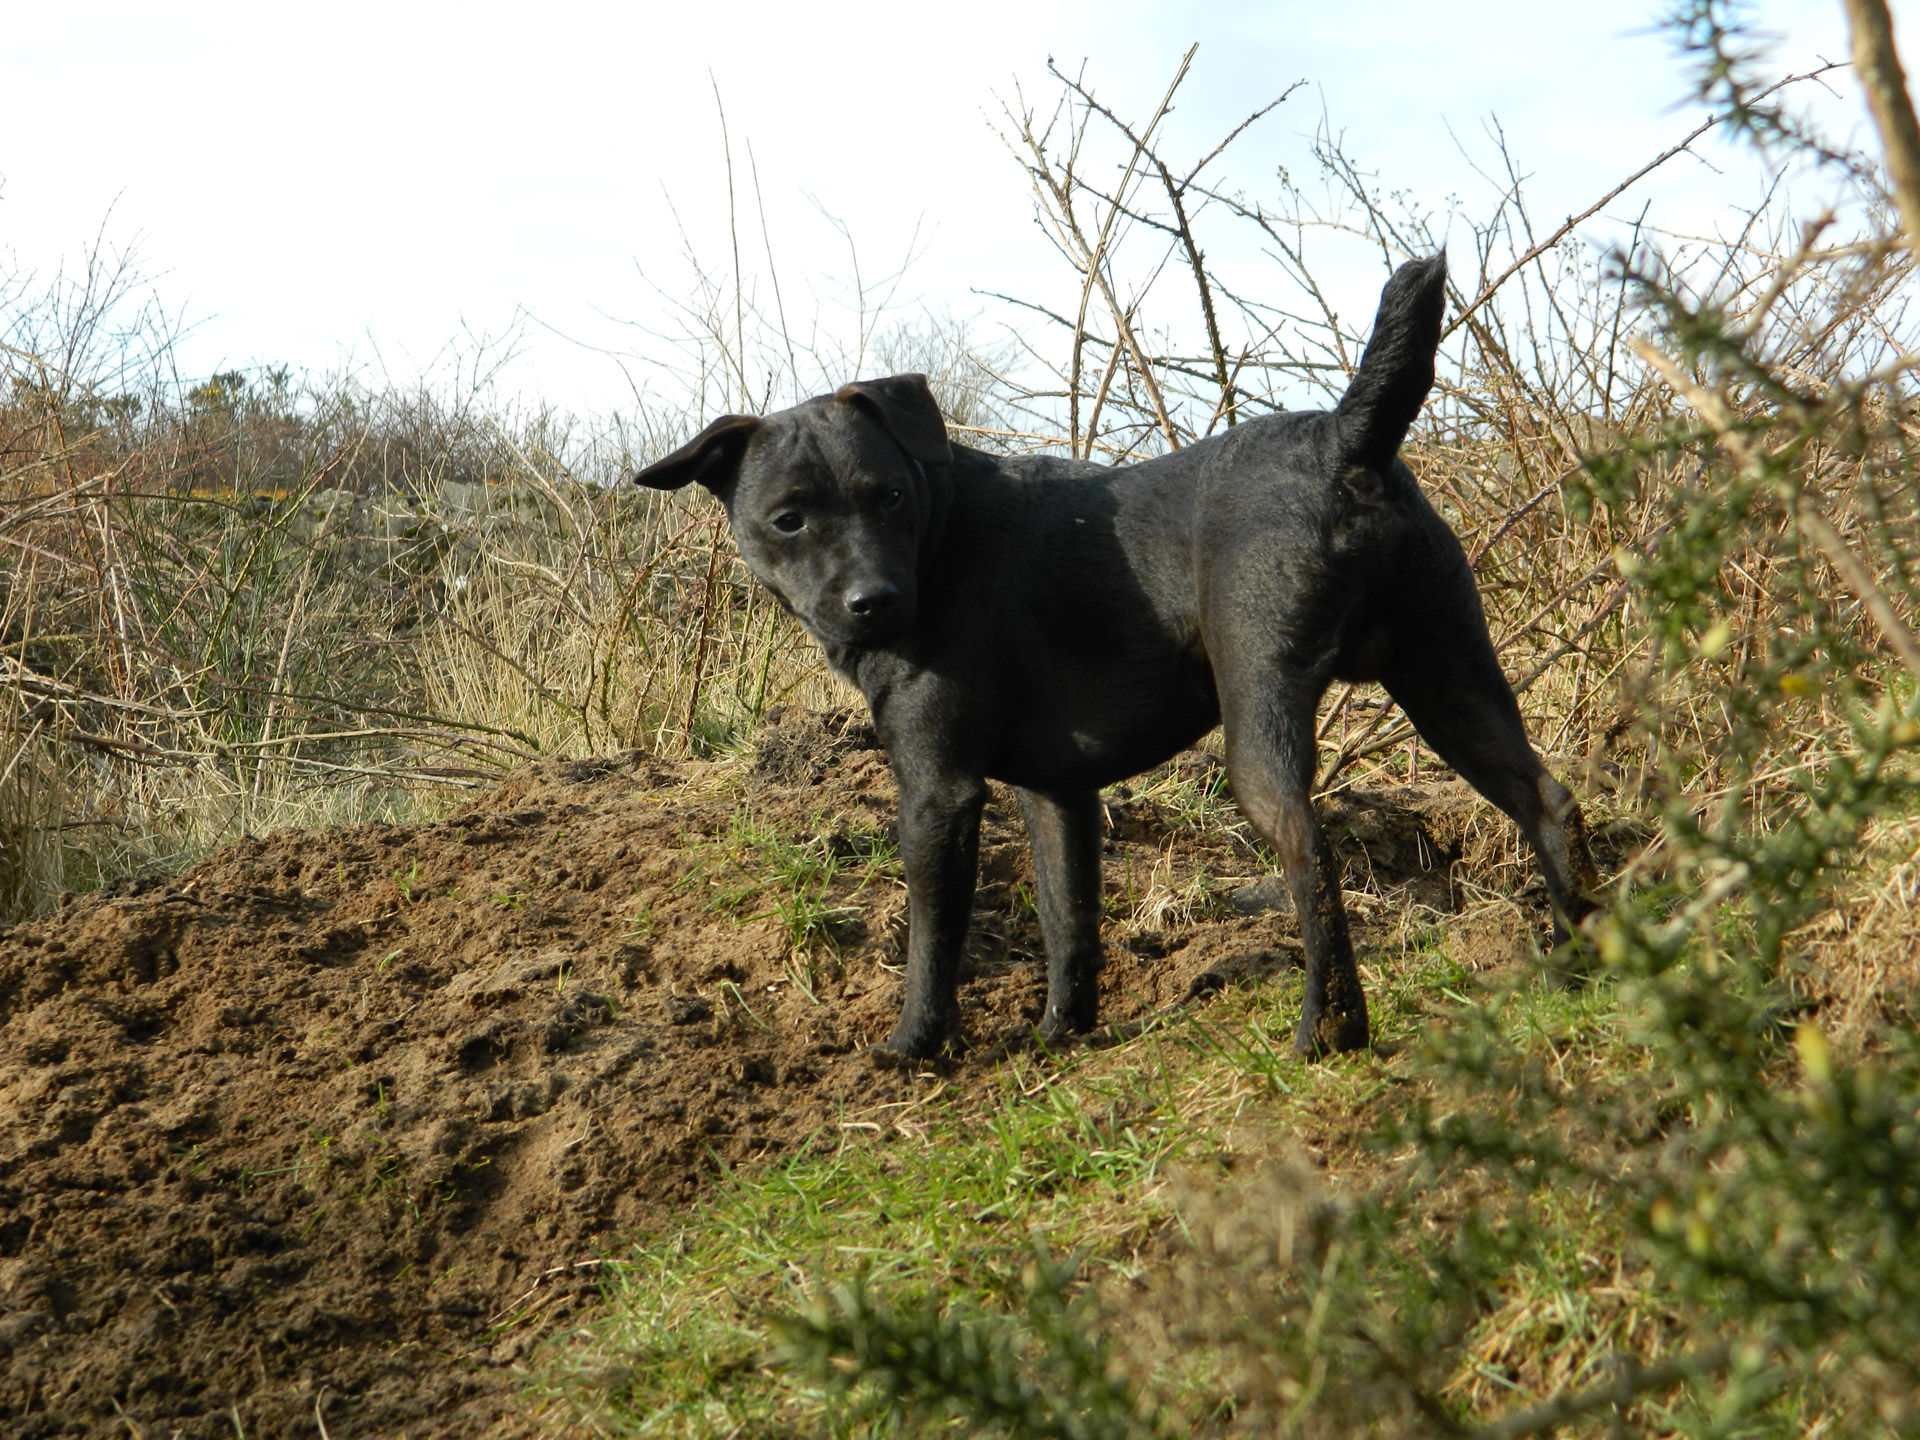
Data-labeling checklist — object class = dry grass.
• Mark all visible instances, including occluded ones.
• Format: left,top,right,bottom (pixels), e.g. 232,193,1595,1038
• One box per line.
0,370,835,916
1804,803,1920,1036
0,220,1031,921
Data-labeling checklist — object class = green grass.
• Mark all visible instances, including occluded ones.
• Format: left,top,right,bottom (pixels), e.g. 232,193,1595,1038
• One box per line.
537,934,1482,1436
689,806,901,953
536,875,1920,1439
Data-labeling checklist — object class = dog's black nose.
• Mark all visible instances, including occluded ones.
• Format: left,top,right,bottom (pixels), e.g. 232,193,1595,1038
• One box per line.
845,583,901,618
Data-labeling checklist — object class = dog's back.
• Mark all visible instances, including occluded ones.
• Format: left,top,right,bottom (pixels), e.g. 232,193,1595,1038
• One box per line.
915,406,1446,793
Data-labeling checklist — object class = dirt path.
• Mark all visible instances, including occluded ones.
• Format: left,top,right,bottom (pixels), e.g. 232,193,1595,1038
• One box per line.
0,713,1507,1438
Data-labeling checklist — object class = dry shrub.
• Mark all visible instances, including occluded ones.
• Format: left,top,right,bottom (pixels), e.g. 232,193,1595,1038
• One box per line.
984,50,1919,848
0,238,1021,919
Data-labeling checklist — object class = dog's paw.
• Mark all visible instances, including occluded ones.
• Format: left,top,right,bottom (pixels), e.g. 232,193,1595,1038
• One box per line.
879,1013,960,1061
1293,1008,1370,1060
866,1033,967,1076
1039,995,1099,1040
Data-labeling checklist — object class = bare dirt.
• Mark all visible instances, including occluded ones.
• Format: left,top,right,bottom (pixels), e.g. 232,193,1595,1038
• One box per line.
0,710,1545,1438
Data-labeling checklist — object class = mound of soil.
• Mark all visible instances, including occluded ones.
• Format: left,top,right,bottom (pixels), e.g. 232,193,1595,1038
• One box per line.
0,711,1515,1438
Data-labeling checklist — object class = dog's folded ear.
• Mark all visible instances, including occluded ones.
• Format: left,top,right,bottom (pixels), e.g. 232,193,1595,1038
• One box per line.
833,374,952,467
632,413,761,495
1335,254,1448,473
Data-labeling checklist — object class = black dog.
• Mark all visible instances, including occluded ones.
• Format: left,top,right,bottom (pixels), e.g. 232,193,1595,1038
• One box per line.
635,256,1597,1058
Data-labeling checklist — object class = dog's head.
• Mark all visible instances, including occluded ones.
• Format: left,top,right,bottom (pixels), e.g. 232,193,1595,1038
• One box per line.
632,374,951,648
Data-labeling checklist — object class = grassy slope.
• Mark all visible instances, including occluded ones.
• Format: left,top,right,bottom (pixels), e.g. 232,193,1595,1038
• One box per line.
533,894,1673,1437
530,702,1920,1439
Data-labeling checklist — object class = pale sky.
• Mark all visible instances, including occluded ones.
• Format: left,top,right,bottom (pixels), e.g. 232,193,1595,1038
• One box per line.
1,1,1905,420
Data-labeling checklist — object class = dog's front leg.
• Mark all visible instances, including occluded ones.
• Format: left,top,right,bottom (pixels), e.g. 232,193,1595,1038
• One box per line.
884,774,988,1056
1015,788,1105,1038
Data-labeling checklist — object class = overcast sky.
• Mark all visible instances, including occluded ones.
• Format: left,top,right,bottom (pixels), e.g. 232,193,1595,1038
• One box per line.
1,1,1908,420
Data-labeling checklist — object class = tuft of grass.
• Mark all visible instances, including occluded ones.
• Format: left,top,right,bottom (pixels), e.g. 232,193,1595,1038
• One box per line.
689,807,900,953
1122,843,1230,935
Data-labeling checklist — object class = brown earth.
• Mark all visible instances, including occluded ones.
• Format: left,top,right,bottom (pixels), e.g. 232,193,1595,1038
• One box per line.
0,710,1547,1439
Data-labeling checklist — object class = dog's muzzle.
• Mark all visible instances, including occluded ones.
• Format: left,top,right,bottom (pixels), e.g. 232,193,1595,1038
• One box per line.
838,581,913,641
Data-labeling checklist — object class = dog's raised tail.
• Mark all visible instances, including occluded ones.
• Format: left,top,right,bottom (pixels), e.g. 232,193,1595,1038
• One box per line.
1334,253,1448,474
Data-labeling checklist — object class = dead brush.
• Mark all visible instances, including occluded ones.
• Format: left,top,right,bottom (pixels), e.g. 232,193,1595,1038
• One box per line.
982,44,1914,867
1805,805,1920,1036
0,214,994,921
0,708,63,919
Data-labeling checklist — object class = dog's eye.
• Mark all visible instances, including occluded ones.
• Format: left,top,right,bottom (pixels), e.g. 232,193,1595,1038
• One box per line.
883,488,904,510
771,512,805,534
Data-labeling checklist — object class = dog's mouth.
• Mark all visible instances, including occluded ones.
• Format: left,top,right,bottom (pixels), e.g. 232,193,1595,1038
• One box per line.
836,610,916,646
808,599,916,648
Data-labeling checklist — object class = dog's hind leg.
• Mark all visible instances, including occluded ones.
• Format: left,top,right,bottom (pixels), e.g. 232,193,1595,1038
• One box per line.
1382,643,1600,944
1015,788,1106,1038
1218,677,1371,1057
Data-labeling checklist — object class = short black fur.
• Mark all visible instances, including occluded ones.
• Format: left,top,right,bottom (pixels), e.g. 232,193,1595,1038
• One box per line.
635,255,1599,1057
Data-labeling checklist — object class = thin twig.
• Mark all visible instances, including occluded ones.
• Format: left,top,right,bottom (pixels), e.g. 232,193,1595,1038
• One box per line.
1442,66,1844,342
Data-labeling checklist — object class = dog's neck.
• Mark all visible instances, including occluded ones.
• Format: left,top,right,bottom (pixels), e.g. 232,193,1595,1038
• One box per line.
811,635,915,719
